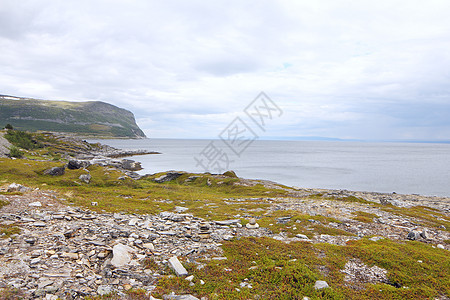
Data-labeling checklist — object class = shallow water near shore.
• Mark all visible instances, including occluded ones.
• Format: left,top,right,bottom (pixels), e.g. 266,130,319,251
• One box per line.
90,138,450,197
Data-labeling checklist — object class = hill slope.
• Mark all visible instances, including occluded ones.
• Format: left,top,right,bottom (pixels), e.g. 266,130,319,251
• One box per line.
0,95,146,138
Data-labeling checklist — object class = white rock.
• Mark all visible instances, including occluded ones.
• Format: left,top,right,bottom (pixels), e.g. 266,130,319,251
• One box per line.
111,243,135,268
168,256,188,276
437,244,445,249
314,280,329,289
143,243,155,251
185,275,194,281
29,201,42,207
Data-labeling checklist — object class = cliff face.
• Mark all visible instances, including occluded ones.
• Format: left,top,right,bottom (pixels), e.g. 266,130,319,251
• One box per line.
0,95,146,138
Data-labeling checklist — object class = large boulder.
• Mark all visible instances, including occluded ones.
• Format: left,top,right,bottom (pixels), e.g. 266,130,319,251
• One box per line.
67,160,91,170
44,167,65,176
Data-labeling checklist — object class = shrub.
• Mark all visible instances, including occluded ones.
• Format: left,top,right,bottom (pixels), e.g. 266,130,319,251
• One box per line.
4,130,42,150
4,124,13,130
8,146,24,158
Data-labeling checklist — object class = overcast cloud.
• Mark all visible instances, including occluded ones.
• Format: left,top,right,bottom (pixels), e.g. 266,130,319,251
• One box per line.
1,0,449,140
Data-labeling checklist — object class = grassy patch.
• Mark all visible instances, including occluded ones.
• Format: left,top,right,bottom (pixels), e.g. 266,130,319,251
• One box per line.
351,211,379,223
381,205,450,231
153,237,450,299
0,199,9,209
0,224,20,239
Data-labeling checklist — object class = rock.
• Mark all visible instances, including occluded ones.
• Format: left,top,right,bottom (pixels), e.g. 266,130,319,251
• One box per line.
121,159,142,171
168,256,188,276
154,172,183,183
314,280,329,289
163,295,199,300
44,167,65,176
246,218,259,229
45,294,58,300
437,244,445,249
143,243,155,251
215,219,240,226
67,160,90,170
185,275,194,281
296,234,309,239
7,183,30,193
91,202,98,206
29,201,42,207
277,216,291,224
32,222,47,227
111,243,135,268
97,285,113,295
420,229,430,239
407,231,420,240
79,174,92,184
175,206,189,213
61,252,79,260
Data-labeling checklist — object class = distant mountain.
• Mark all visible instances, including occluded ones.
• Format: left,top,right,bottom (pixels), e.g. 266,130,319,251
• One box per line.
0,94,146,138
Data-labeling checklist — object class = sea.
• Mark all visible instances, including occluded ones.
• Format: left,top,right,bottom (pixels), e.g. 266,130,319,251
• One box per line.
89,139,450,197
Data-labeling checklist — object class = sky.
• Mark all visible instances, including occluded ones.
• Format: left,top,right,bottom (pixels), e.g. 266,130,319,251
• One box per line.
1,0,450,141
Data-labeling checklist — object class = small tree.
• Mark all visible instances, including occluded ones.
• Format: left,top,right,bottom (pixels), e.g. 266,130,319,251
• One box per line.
4,124,13,130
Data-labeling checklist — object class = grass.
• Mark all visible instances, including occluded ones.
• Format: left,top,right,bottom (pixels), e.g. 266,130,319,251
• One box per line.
152,237,450,299
352,211,379,223
0,224,20,239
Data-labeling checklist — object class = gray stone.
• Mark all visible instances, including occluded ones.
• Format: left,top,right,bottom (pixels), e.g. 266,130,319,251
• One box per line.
154,172,183,183
420,229,430,239
33,222,47,227
314,280,329,289
29,201,42,207
215,219,240,226
296,234,309,239
168,256,188,276
79,174,92,184
7,183,31,193
111,243,135,267
97,285,113,295
163,295,199,300
44,167,65,176
437,244,445,249
407,231,420,240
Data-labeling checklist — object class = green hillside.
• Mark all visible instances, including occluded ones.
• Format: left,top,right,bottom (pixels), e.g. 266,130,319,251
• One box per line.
0,95,146,138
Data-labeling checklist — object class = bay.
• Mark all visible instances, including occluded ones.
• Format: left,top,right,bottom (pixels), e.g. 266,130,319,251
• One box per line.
90,139,450,197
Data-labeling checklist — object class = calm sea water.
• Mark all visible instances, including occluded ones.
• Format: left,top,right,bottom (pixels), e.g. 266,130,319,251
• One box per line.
90,139,450,197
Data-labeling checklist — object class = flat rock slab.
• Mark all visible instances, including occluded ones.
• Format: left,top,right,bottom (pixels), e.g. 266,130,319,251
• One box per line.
168,256,188,276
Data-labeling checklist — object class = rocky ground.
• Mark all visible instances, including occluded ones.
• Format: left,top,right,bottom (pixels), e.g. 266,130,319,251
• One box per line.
1,182,448,299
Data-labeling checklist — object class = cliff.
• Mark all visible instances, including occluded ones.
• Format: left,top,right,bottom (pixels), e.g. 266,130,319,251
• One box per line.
0,94,146,138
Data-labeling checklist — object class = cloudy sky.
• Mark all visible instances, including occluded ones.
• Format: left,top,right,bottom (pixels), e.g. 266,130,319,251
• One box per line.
1,0,450,140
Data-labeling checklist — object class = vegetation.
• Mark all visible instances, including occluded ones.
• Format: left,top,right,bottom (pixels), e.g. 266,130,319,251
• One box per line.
8,146,24,158
153,237,450,299
4,129,42,150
